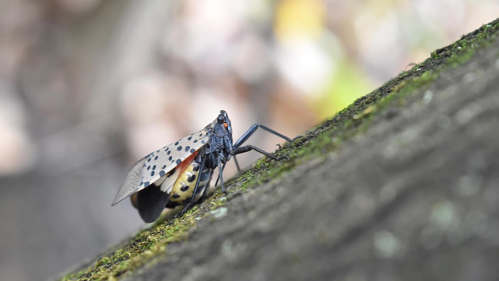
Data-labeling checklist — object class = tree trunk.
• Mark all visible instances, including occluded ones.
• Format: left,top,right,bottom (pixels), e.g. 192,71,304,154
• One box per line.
61,19,499,281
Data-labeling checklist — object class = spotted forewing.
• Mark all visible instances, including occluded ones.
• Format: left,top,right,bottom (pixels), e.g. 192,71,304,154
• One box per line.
112,120,216,206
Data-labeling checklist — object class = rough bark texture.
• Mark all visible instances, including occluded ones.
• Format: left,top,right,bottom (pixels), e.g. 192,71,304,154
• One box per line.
61,19,499,281
132,32,499,281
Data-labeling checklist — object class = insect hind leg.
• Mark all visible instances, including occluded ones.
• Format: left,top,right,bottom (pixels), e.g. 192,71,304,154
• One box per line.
198,169,214,202
177,156,207,217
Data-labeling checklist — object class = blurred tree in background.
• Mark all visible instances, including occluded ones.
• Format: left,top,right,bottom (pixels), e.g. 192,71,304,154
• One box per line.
0,0,497,280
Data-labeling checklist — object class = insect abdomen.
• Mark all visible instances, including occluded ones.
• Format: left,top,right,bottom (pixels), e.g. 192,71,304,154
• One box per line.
169,160,212,206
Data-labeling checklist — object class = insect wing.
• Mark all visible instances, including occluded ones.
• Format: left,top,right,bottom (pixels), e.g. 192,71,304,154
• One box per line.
135,183,170,222
138,129,211,190
135,153,198,222
112,157,147,205
112,120,215,206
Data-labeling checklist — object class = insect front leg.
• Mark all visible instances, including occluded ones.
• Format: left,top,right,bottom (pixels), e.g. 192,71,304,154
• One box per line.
234,123,300,148
231,145,284,161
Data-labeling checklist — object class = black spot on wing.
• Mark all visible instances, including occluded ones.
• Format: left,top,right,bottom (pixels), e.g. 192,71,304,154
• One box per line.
185,146,190,152
180,185,189,192
187,174,196,183
150,171,155,176
176,159,181,165
172,193,180,199
177,146,182,151
190,149,195,153
159,170,165,177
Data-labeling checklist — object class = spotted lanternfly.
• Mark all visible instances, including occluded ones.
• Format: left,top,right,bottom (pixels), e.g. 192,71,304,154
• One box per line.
112,110,299,222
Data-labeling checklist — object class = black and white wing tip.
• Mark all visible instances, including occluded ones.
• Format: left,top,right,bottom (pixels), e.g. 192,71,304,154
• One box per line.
111,157,147,206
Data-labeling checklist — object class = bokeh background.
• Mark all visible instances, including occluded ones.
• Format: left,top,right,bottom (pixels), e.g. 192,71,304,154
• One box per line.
0,0,497,280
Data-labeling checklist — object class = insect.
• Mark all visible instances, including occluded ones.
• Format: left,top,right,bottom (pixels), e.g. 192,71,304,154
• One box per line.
112,110,299,222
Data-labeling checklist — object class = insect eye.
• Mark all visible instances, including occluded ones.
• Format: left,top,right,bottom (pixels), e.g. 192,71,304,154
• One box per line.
223,123,228,128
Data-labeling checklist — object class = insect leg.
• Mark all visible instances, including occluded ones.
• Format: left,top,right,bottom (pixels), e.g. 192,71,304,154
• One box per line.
234,123,298,148
217,154,227,194
233,155,242,172
215,162,226,187
199,170,214,202
177,155,207,217
231,145,282,161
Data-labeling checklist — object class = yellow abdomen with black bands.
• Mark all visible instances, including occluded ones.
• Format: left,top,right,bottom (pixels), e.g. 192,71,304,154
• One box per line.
169,160,211,205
